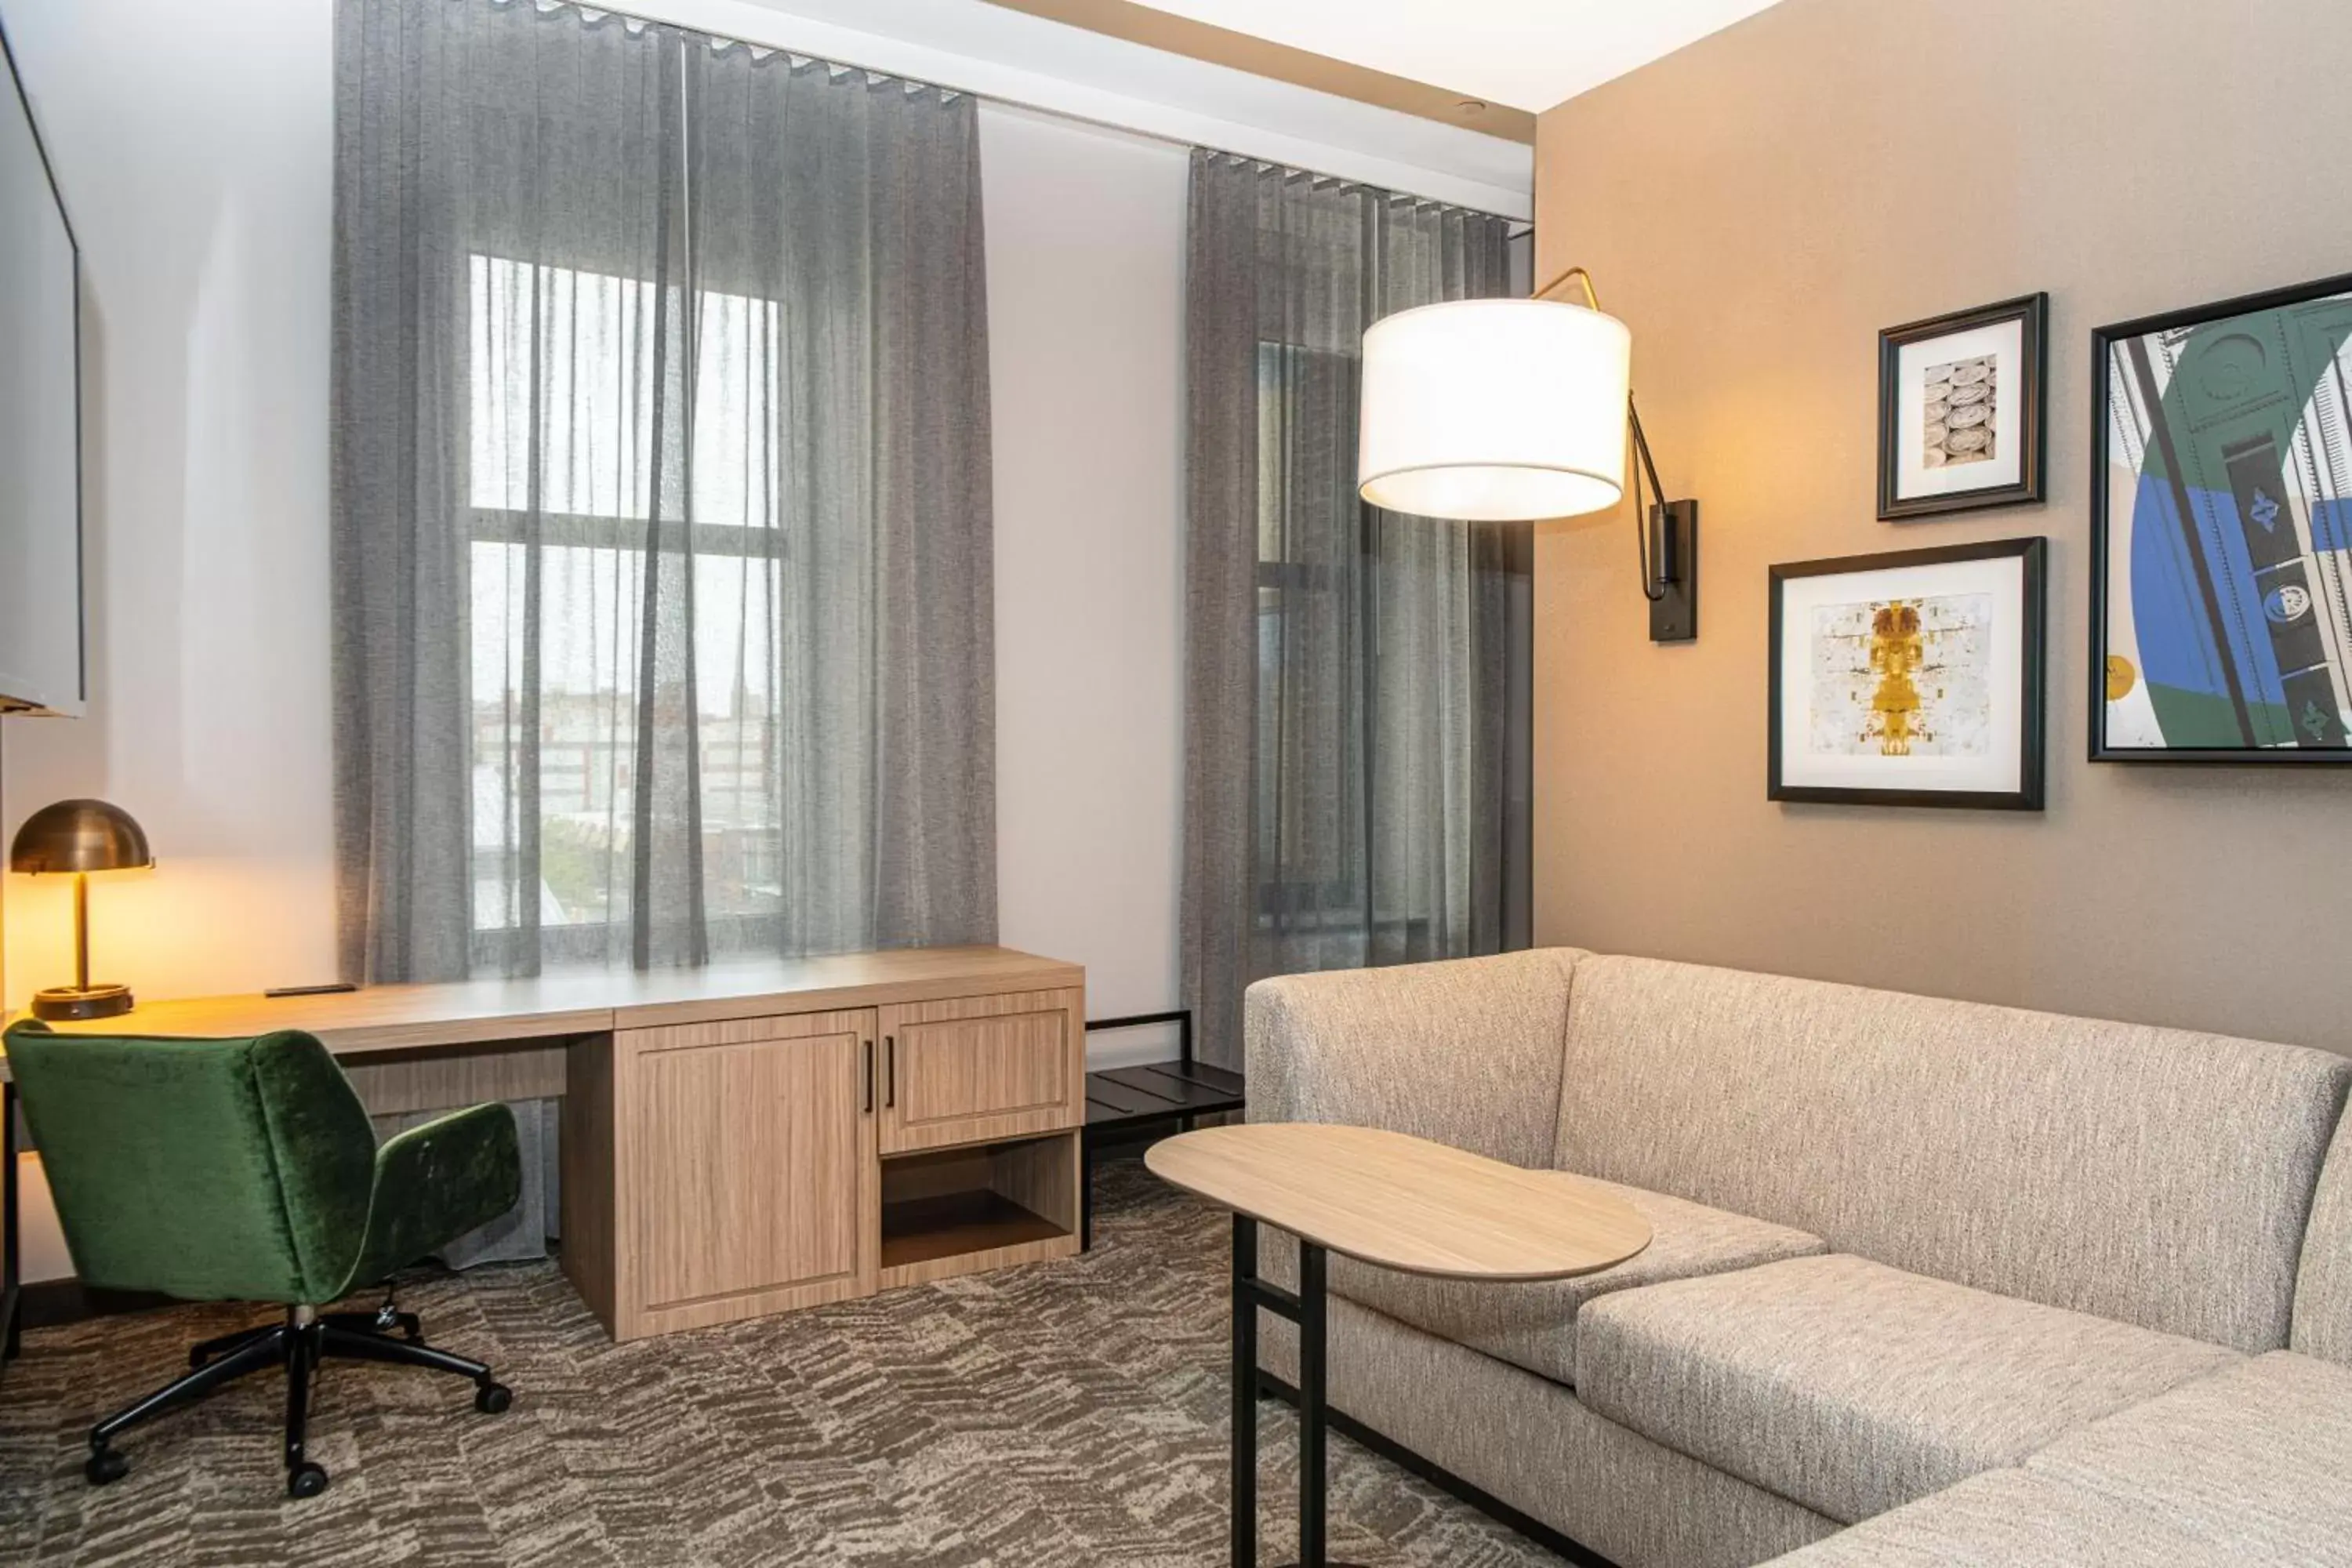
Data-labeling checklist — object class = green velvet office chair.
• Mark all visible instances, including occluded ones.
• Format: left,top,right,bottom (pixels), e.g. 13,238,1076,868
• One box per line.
5,1021,522,1499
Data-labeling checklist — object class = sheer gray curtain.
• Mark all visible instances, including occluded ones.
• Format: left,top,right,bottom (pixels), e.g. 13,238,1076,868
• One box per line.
332,0,995,982
1181,151,1531,1067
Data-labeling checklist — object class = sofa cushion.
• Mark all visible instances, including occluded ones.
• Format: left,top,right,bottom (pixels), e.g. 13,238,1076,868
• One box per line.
1554,955,2352,1352
1262,1288,1844,1568
2020,1351,2352,1555
2294,1105,2352,1366
1575,1254,2240,1524
1752,1465,2314,1567
1328,1176,1827,1386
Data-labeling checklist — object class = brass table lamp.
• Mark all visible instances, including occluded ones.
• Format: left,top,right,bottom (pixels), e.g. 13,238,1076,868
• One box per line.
11,798,154,1020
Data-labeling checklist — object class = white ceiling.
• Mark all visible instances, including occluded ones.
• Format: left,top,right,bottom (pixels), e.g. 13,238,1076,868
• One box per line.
1125,0,1787,113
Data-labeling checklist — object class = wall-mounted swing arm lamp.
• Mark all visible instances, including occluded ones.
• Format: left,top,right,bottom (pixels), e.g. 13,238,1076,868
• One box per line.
1356,264,1699,642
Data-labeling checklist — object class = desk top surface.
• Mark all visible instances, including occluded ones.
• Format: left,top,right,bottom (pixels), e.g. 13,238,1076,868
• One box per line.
2,946,1081,1073
1145,1122,1653,1281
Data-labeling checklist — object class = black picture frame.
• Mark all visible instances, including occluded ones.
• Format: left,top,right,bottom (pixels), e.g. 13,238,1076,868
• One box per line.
1769,537,2047,810
2089,270,2352,764
1877,293,2049,521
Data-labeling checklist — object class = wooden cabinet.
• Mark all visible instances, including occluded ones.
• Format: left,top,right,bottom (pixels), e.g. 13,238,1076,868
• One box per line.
590,1009,880,1340
879,986,1086,1154
558,950,1087,1342
576,1020,884,1335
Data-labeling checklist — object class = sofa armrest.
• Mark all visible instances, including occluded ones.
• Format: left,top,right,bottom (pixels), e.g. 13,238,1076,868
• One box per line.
1244,949,1585,1168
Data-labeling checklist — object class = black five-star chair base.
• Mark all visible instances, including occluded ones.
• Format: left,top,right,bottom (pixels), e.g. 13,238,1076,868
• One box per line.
84,1299,512,1498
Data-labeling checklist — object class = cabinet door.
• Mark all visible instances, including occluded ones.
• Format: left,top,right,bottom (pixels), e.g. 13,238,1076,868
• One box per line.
878,986,1085,1154
617,1008,877,1337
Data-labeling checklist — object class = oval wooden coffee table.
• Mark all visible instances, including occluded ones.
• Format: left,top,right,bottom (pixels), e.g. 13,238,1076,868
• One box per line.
1148,1122,1652,1568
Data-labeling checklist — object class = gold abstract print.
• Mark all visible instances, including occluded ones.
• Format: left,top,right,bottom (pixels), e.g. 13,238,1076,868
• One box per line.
1867,601,1925,754
1810,593,1994,758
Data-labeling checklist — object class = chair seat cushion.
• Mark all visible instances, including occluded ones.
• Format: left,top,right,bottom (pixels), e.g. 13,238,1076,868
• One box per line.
1327,1177,1824,1386
1752,1465,2307,1567
1575,1254,2239,1523
2020,1351,2352,1557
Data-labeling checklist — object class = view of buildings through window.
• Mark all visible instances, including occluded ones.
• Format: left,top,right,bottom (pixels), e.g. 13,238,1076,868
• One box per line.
466,253,790,938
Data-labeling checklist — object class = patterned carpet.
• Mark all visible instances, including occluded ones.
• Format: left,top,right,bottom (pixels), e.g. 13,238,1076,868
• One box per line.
0,1156,1563,1567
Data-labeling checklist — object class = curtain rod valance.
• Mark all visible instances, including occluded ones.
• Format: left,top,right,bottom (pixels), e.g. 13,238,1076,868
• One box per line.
462,3,1510,216
1186,147,1517,225
474,0,968,100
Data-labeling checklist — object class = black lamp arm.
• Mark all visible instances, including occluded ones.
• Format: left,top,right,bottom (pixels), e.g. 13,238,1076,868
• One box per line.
1629,394,1670,604
1534,262,1697,642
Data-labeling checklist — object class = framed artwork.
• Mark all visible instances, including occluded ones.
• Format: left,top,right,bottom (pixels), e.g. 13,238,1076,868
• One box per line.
2092,271,2352,762
1769,537,2046,809
1877,294,2048,520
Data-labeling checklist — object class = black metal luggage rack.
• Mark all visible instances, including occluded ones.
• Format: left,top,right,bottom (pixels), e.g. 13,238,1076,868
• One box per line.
1080,1010,1243,1247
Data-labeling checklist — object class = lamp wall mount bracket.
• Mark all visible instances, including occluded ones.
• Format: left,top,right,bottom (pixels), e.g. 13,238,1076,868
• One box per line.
1648,501,1698,644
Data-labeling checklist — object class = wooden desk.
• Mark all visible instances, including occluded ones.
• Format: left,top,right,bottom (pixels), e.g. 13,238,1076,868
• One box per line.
4,946,1089,1343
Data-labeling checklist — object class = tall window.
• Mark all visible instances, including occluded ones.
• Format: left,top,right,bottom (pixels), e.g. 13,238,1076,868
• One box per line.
333,0,996,983
465,256,792,952
1252,340,1363,938
1181,153,1530,1065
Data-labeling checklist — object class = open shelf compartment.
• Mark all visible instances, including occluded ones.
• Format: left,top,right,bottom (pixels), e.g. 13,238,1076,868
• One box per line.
879,1130,1078,1276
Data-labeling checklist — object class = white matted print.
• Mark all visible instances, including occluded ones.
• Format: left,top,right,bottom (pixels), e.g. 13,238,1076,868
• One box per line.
1894,319,2022,499
1878,295,2046,521
1770,539,2045,808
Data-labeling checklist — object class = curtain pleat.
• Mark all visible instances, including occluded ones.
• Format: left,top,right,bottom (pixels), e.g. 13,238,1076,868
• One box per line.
1180,152,1530,1068
333,0,995,981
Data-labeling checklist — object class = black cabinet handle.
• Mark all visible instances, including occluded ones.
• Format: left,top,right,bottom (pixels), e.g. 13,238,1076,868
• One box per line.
884,1035,895,1109
863,1039,874,1114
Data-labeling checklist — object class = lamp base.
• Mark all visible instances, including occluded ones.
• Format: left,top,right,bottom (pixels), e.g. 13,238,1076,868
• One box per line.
31,983,134,1022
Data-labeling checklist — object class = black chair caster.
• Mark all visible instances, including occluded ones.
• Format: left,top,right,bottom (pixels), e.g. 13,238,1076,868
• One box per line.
288,1461,330,1499
85,1447,128,1487
474,1379,513,1414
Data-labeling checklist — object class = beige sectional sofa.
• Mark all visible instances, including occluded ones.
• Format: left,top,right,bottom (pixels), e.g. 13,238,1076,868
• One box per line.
1246,949,2352,1566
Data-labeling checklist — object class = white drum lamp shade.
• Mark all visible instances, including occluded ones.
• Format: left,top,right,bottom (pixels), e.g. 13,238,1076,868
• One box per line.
1357,297,1633,522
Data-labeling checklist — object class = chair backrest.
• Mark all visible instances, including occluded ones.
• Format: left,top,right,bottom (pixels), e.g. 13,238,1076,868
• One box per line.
1552,955,2352,1353
2295,1105,2352,1367
6,1025,377,1304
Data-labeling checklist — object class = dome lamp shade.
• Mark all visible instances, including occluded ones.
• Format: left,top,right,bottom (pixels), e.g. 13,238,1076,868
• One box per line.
11,797,154,875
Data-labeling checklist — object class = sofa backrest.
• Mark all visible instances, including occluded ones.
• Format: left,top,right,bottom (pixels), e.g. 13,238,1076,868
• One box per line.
2294,1106,2352,1366
1553,955,2351,1352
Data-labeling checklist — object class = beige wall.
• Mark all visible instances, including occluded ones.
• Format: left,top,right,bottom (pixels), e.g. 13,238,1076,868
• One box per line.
1532,0,2352,1053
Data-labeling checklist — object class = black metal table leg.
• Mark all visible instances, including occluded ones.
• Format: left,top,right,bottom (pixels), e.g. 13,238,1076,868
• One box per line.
1297,1242,1328,1567
1232,1212,1258,1568
1229,1216,1361,1568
